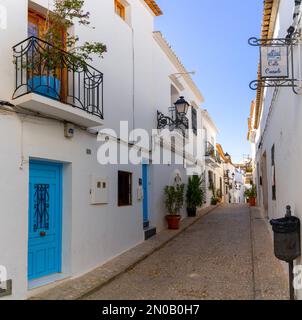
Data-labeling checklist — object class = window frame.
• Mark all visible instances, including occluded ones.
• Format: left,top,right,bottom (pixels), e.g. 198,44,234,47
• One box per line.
271,145,276,201
191,107,197,135
208,171,214,189
118,170,133,207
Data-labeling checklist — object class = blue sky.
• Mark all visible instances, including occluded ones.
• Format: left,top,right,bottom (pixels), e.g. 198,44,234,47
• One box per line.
155,0,263,163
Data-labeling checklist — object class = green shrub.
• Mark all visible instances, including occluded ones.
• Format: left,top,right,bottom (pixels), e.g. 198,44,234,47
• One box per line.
164,184,185,215
186,176,205,209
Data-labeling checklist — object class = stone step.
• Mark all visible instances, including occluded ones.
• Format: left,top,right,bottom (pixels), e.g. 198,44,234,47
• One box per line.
144,226,157,240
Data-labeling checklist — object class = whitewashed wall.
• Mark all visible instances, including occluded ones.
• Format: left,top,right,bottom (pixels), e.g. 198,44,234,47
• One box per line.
0,0,208,299
253,0,302,299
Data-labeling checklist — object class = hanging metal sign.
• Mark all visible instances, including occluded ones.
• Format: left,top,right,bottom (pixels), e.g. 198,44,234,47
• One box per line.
260,46,289,78
248,35,300,94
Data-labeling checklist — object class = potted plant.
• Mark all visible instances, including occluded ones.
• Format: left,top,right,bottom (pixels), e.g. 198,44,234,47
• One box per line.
26,0,107,98
209,181,218,205
244,184,257,206
216,188,222,203
211,196,218,205
186,175,204,217
165,184,185,229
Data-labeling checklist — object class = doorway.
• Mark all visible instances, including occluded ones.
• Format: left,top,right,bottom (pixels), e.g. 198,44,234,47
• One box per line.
261,152,269,217
142,164,149,226
28,161,62,281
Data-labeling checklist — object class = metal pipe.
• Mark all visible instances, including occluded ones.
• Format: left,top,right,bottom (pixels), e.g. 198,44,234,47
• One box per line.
289,261,295,300
286,205,296,300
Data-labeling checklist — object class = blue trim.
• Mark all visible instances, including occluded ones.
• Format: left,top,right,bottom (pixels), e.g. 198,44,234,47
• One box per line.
142,164,149,223
28,160,63,280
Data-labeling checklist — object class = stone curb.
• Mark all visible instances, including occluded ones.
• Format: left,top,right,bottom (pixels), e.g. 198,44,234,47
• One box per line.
29,205,219,300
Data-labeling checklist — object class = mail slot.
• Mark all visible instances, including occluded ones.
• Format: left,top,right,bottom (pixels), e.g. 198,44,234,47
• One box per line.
270,216,301,262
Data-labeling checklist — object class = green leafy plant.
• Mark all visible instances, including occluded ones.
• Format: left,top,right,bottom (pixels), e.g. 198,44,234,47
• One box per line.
27,0,107,74
186,175,204,209
209,180,219,205
216,188,222,202
211,196,218,205
244,184,257,199
164,184,185,215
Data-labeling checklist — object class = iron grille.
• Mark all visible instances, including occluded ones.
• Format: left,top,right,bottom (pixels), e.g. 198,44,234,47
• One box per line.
13,36,104,119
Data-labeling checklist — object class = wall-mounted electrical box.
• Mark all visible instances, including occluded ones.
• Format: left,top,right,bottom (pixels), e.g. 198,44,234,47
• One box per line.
64,123,75,138
90,176,108,205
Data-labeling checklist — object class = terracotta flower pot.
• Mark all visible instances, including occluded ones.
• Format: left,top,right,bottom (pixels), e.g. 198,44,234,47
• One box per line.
249,197,256,207
166,215,181,230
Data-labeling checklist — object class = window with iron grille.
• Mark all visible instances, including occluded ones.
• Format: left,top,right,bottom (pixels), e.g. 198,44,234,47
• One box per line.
191,107,197,135
208,171,214,189
271,145,276,200
118,171,132,206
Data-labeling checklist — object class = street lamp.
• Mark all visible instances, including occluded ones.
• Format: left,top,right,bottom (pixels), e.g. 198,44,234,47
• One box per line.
157,96,189,131
174,96,190,116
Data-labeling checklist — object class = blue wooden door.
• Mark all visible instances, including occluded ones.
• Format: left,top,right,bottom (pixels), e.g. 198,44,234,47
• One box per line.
142,164,149,223
28,161,62,280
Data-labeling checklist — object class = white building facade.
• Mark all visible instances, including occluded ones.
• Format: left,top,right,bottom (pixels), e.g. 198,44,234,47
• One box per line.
201,110,224,205
248,0,302,299
0,0,227,299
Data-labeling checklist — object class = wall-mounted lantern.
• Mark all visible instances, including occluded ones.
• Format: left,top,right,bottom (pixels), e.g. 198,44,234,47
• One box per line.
157,96,189,132
248,34,300,94
174,96,190,116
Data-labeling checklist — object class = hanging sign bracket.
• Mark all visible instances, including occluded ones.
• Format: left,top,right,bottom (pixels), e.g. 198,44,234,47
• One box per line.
249,34,301,94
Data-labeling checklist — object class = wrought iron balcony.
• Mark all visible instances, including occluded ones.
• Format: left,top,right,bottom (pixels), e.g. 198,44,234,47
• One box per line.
205,142,221,167
12,36,104,121
205,142,215,158
215,151,222,164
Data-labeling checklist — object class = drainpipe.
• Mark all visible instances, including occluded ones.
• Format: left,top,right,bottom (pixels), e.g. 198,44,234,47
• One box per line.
287,0,302,38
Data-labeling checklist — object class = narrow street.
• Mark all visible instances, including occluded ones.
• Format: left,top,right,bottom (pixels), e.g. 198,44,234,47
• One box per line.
83,205,288,300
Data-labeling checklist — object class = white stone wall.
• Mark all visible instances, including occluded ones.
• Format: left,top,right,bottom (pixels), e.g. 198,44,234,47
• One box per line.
252,0,302,299
0,0,213,299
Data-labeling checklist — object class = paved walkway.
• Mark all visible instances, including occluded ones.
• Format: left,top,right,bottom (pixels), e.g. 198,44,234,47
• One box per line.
30,205,217,300
83,204,288,300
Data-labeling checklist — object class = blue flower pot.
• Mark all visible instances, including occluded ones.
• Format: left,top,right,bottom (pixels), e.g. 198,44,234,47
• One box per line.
28,75,61,99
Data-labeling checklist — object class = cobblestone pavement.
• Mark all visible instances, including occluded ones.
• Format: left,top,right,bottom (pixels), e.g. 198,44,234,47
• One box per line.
83,204,288,300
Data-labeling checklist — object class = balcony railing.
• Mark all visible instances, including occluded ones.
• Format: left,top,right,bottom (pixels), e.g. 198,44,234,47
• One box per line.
215,151,222,164
12,36,104,119
205,142,215,158
205,142,222,166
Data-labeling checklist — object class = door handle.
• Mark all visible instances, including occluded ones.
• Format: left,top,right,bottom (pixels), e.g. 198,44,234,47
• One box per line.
40,231,46,237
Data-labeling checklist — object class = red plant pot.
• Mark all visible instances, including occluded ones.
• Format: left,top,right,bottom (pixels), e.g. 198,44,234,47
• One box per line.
249,197,256,207
166,215,181,230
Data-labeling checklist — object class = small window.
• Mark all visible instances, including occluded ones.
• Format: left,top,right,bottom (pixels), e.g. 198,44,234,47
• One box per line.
208,171,213,188
191,107,197,135
118,171,132,206
115,0,126,20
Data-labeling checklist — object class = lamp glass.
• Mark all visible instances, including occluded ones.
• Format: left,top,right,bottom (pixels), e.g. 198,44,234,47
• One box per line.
174,96,189,115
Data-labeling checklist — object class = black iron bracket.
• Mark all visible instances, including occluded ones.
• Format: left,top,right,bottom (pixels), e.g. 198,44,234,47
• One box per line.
248,34,301,94
157,110,188,132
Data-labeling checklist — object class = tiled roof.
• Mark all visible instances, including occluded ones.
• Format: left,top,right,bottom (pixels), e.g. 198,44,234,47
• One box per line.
254,0,279,129
216,144,233,164
144,0,163,16
247,100,255,140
